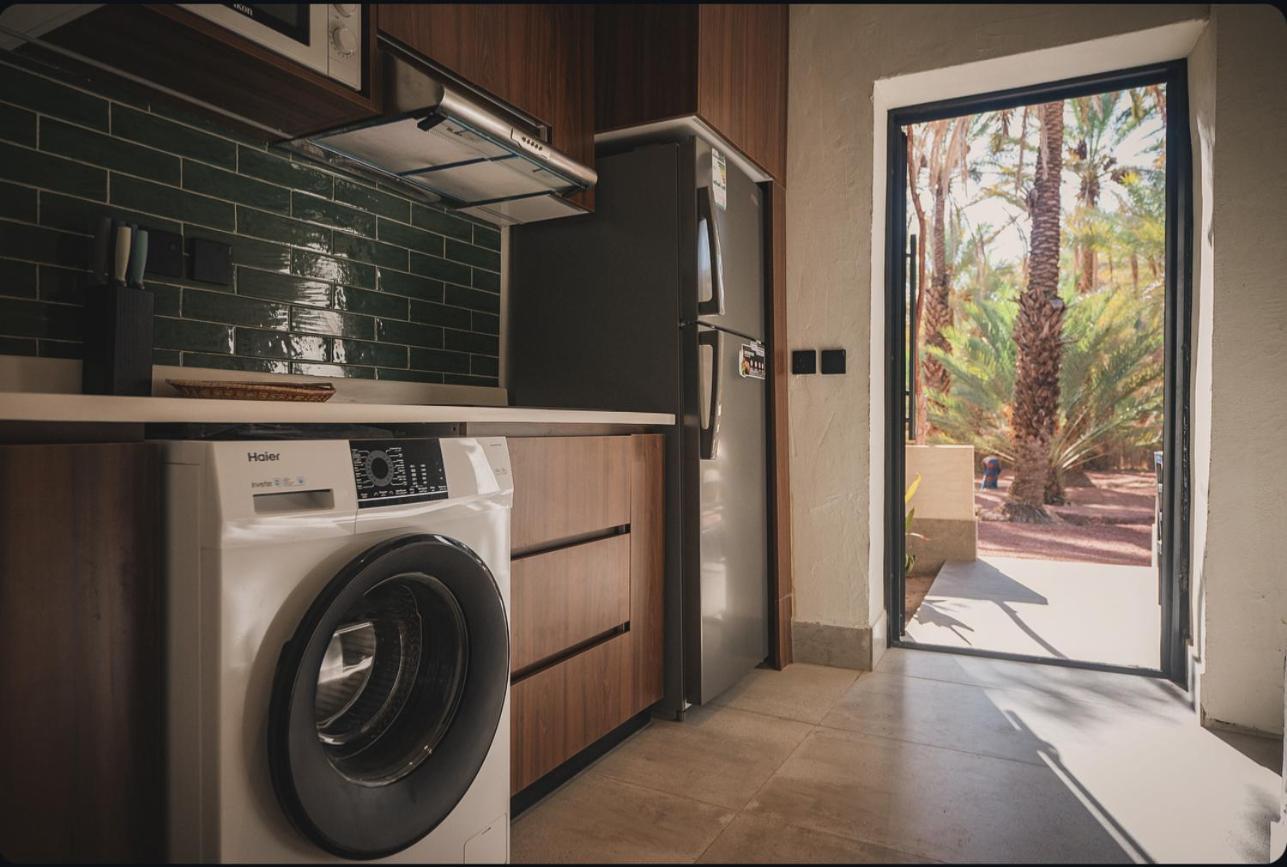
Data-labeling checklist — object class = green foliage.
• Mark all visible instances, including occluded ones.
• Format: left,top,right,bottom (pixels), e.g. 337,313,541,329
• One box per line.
905,473,924,574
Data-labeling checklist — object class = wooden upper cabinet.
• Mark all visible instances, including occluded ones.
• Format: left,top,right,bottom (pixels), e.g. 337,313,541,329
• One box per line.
596,4,789,182
378,4,595,207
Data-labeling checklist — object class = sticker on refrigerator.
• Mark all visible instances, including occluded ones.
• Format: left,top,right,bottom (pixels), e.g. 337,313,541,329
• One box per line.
712,149,728,209
739,343,766,380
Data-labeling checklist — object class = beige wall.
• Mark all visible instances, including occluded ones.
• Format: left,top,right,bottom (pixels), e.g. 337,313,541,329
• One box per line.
906,445,976,522
787,4,1287,732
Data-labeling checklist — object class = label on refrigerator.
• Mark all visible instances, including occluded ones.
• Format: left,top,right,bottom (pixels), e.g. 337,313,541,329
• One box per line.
738,342,766,379
712,149,728,209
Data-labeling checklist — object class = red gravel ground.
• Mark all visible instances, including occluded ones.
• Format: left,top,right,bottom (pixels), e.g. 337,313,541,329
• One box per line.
976,471,1156,567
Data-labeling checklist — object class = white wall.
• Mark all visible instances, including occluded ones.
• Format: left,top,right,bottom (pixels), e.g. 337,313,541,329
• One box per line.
906,445,976,522
788,4,1287,732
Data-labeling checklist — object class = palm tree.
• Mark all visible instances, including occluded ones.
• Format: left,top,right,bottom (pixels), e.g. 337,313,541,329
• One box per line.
1005,100,1066,521
917,116,970,400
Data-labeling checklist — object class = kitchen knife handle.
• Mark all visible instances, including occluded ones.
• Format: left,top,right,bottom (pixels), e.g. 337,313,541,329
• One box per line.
92,216,114,285
698,328,722,460
127,229,148,289
113,225,132,287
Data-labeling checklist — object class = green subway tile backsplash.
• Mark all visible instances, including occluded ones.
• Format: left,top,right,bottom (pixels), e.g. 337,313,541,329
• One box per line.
0,58,503,383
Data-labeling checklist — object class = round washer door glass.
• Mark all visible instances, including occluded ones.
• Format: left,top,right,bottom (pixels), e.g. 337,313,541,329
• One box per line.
269,534,509,860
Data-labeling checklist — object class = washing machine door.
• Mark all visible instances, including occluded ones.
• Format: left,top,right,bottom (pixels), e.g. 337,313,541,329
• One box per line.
268,533,508,860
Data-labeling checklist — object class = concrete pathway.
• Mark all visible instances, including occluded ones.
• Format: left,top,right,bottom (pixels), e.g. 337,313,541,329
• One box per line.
905,555,1161,669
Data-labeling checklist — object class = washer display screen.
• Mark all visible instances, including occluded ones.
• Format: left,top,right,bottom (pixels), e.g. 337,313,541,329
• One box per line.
350,439,449,508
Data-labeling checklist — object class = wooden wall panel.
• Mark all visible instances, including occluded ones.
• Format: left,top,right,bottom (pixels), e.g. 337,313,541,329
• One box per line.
508,436,632,551
630,434,666,708
510,534,631,673
594,4,699,132
0,443,163,861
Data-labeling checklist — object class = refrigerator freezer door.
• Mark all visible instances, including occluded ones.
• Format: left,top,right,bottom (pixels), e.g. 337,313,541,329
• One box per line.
694,139,765,340
694,325,769,703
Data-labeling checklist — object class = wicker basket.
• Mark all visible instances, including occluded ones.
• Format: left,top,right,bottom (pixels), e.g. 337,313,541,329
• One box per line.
166,379,336,402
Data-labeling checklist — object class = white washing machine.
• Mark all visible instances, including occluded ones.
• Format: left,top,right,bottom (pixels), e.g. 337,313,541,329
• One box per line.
163,436,513,863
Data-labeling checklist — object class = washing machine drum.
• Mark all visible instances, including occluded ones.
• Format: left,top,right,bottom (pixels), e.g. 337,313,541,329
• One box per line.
268,533,509,860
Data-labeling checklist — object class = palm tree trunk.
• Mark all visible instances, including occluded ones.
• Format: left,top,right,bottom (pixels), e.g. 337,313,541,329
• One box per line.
1005,100,1066,522
922,170,953,396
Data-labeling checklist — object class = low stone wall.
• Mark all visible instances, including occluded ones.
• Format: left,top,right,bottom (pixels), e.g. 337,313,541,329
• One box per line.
906,444,978,575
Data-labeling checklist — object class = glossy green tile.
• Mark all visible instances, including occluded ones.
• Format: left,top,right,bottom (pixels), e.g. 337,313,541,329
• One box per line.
334,285,407,320
409,299,470,331
0,259,37,298
332,338,406,368
335,179,409,222
39,265,89,304
235,328,329,361
378,269,443,302
376,319,443,348
39,192,184,238
473,223,501,251
238,147,333,197
292,249,374,289
446,238,500,272
112,174,233,230
332,232,408,270
409,346,470,374
378,218,445,255
411,204,473,242
185,162,289,212
0,104,36,146
444,329,498,355
152,348,181,366
293,192,375,237
473,267,500,292
0,297,81,339
290,361,374,379
471,355,499,377
41,118,180,185
0,63,108,130
183,288,288,329
0,182,36,222
0,140,105,200
38,339,81,359
150,283,182,317
409,251,470,287
238,268,331,308
376,367,443,384
291,306,374,340
444,284,499,314
0,223,88,269
0,335,38,355
238,207,330,251
111,104,235,168
155,316,233,353
192,228,292,274
183,351,288,373
472,310,499,335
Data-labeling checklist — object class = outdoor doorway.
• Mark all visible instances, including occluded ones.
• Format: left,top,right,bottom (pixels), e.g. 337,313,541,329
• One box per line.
884,63,1191,680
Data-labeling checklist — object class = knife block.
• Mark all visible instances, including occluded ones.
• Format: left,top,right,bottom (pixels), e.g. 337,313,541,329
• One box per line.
81,284,154,396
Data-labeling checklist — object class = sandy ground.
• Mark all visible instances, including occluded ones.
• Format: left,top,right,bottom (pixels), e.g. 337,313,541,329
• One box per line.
975,471,1156,567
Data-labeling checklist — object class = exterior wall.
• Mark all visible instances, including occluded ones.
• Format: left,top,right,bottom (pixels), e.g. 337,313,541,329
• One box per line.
786,3,1208,657
906,445,977,575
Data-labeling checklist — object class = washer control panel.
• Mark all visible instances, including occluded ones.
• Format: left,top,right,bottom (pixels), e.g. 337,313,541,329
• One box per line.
349,438,448,508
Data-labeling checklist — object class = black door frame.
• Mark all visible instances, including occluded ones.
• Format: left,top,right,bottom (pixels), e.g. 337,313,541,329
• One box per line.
883,61,1193,684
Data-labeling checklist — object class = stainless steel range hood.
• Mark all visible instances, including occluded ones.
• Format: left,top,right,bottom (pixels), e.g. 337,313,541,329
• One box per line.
286,43,596,225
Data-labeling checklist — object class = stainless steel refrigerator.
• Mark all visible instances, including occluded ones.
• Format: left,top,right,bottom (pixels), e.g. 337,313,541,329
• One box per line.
508,137,769,713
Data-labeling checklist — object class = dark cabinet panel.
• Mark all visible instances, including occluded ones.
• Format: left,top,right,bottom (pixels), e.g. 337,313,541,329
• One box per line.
0,443,163,862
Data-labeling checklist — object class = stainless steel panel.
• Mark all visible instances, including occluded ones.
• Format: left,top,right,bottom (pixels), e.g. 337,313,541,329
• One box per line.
695,325,768,703
694,139,764,340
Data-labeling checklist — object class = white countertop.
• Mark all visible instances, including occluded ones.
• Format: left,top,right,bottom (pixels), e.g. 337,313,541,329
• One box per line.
0,392,675,426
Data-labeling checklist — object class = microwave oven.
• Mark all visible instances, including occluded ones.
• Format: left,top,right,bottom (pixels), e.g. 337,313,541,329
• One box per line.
181,3,362,91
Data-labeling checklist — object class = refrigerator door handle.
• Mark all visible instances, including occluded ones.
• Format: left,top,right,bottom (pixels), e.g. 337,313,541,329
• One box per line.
698,328,722,460
696,186,726,316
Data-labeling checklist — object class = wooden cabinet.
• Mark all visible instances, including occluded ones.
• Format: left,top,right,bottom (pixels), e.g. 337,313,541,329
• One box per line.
507,434,665,794
379,4,595,209
0,444,163,862
596,4,789,182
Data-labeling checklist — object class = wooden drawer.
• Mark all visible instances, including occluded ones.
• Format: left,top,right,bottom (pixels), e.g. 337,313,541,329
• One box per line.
510,631,635,794
511,534,631,674
509,436,632,551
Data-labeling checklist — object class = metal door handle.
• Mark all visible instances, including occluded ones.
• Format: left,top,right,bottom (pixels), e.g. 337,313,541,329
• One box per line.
697,186,725,316
699,329,722,460
907,233,918,442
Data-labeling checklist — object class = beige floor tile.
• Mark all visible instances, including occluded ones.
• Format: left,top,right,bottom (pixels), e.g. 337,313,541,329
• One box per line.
511,772,735,864
712,663,859,724
821,671,1050,765
697,814,929,863
745,727,1132,863
588,704,814,809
